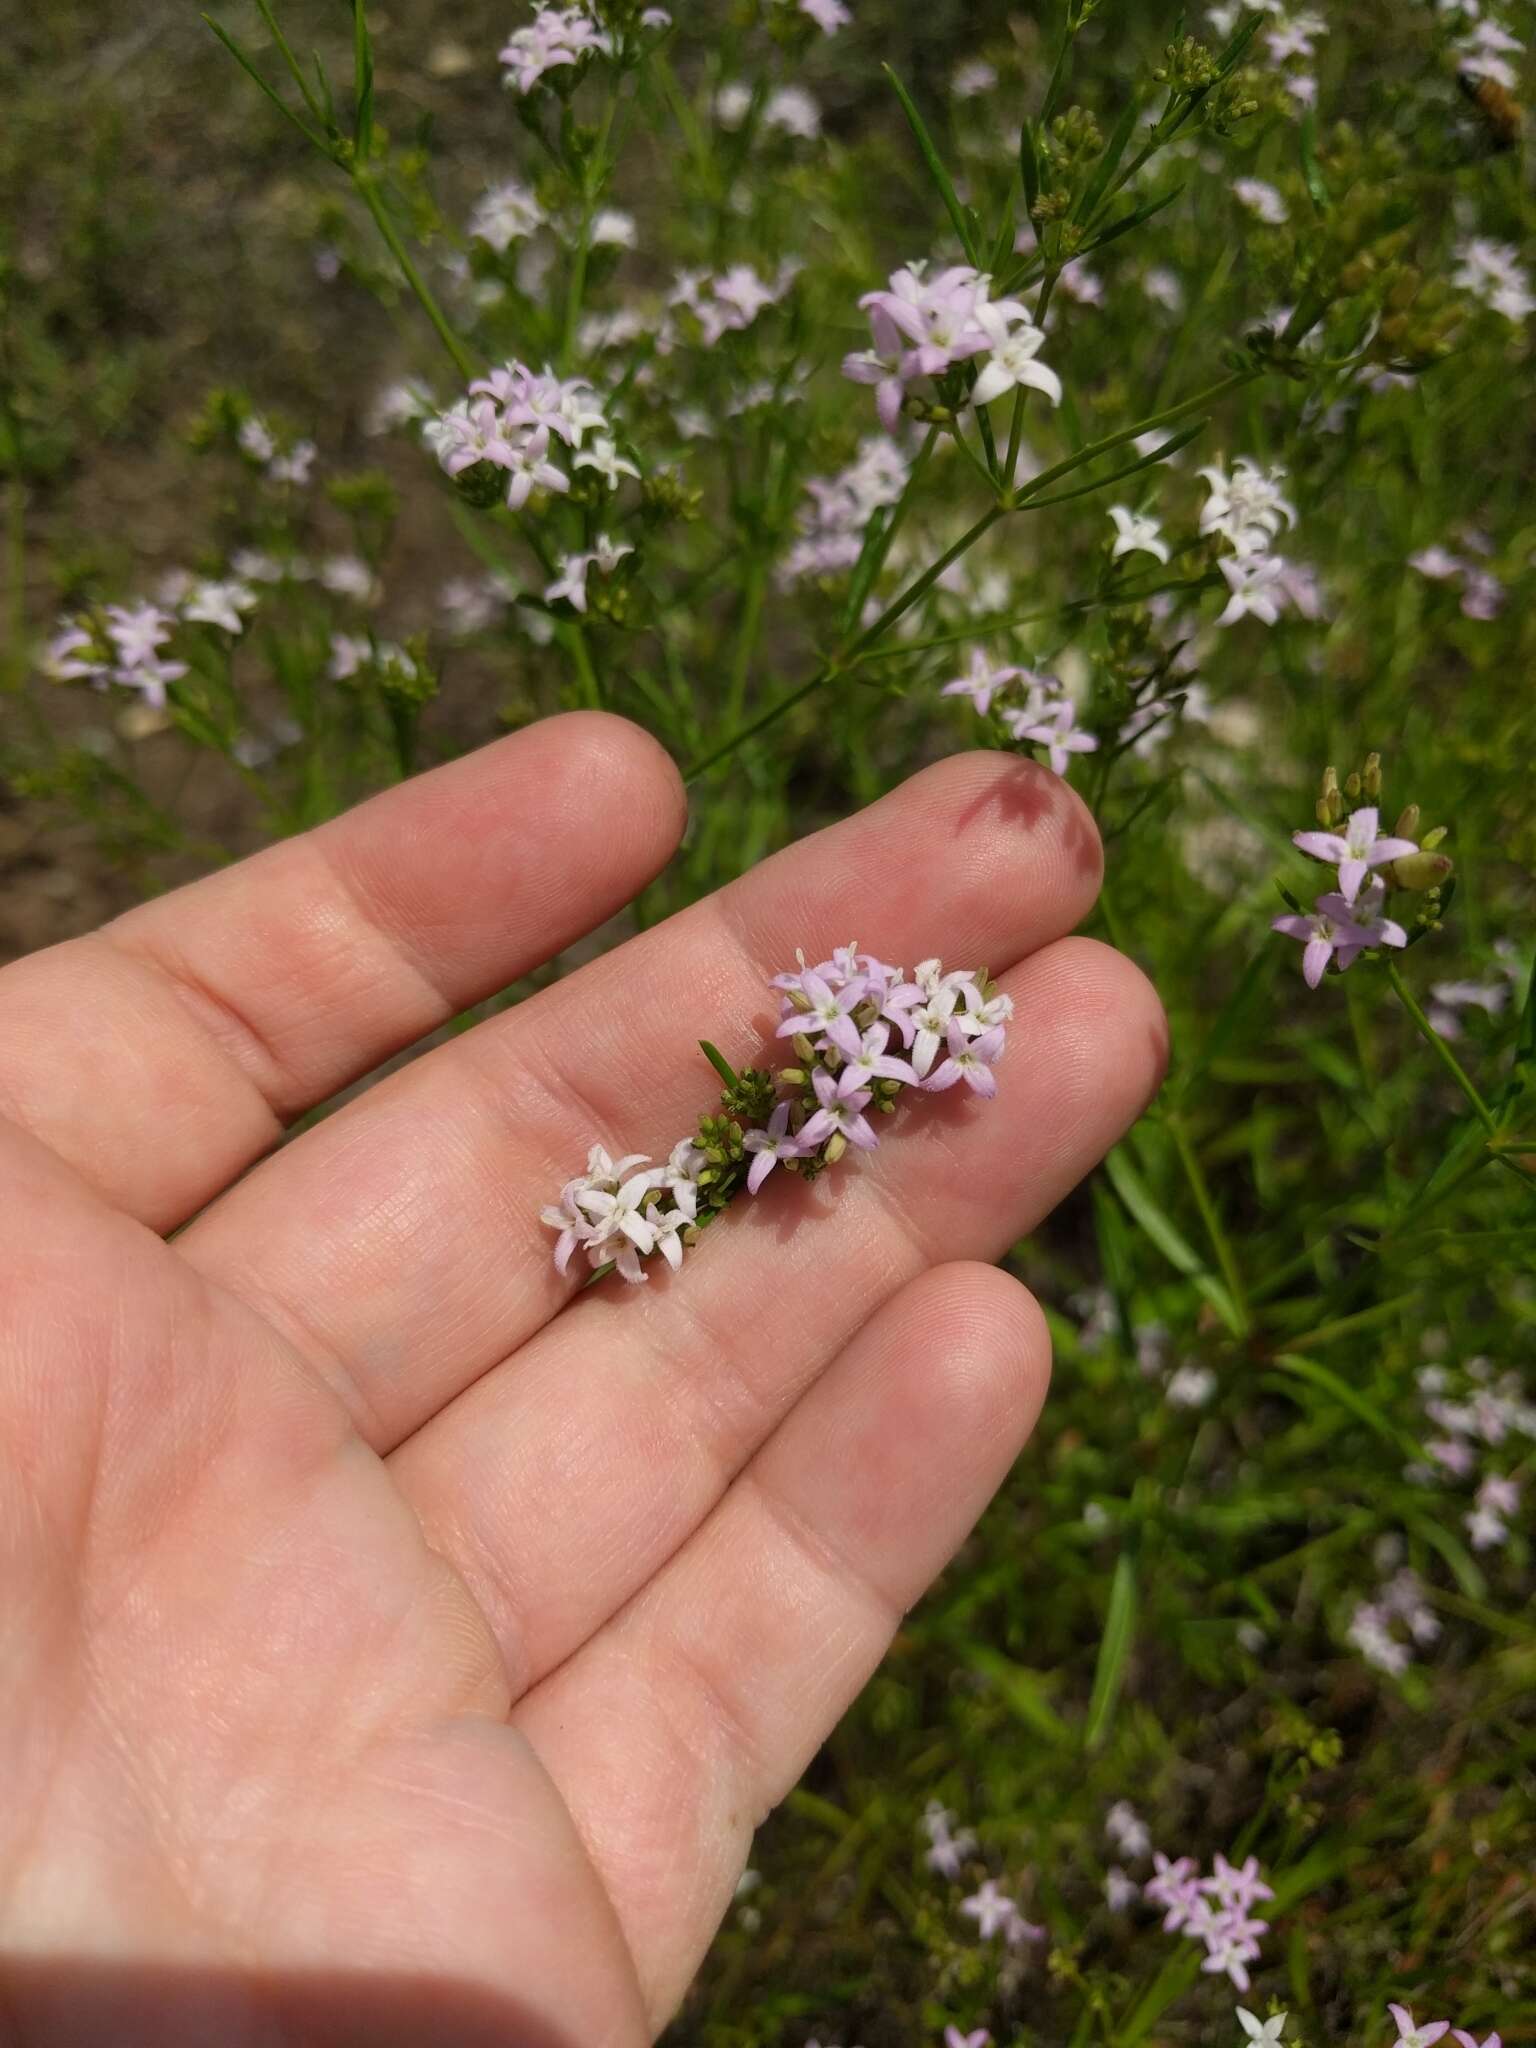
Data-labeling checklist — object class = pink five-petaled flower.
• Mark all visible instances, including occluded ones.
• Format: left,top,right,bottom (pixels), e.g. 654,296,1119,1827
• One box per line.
799,0,851,28
1144,1852,1202,1932
1272,884,1407,988
1293,805,1419,905
922,1018,1005,1097
842,304,909,434
1201,1854,1276,1914
945,2032,991,2048
1004,696,1100,777
799,1068,880,1152
1201,1919,1263,1993
1452,2033,1501,2048
1389,2008,1451,2048
837,1021,918,1097
941,646,1023,717
776,968,865,1059
744,1102,804,1192
505,425,570,511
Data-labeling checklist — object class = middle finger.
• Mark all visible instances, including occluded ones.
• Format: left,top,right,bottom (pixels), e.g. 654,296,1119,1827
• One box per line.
177,750,1103,1447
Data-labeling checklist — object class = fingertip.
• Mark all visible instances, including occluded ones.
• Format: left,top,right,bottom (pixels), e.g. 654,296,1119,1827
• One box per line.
540,711,688,855
1024,935,1169,1135
897,749,1105,946
899,1259,1053,1441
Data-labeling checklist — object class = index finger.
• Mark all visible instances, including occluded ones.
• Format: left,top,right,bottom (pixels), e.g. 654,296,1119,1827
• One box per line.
0,714,686,1230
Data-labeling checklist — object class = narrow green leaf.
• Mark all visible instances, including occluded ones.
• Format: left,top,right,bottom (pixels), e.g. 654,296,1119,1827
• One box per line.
1080,181,1186,257
1267,1352,1420,1458
1084,1547,1138,1750
1213,8,1266,76
203,16,326,151
313,52,337,132
699,1040,739,1089
962,1643,1071,1744
1513,963,1536,1075
840,507,892,634
1115,1945,1204,2046
1178,946,1276,1102
1074,88,1142,225
1019,120,1042,216
882,65,978,262
253,0,325,120
1298,108,1330,213
1014,418,1209,511
1404,1510,1488,1601
1102,1146,1244,1334
353,0,375,157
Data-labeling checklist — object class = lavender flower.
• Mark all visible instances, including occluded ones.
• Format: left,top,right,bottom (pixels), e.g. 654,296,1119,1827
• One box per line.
499,5,611,97
1389,2008,1451,2048
1292,808,1419,905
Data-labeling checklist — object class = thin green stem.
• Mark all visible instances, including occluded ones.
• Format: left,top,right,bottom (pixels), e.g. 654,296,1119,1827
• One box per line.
724,555,768,729
3,470,24,692
1012,367,1258,508
1168,1112,1251,1335
353,172,477,382
561,85,621,371
1386,959,1497,1135
685,506,1004,782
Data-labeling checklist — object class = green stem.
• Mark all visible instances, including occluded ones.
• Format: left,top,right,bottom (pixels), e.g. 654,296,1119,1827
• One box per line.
1011,367,1258,508
3,469,24,692
561,84,621,370
684,504,1003,783
1168,1112,1251,1335
724,555,768,729
1386,959,1497,1135
353,172,477,382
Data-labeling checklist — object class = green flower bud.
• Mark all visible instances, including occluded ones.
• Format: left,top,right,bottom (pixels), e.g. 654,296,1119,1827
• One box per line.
823,1133,848,1166
1395,804,1420,840
1362,752,1382,798
1421,825,1448,851
1390,850,1454,891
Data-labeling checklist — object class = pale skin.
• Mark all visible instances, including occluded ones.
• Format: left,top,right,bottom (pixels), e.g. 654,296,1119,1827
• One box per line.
0,715,1165,2045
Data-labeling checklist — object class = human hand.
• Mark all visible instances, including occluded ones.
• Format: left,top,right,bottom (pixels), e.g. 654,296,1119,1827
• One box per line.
0,716,1163,2045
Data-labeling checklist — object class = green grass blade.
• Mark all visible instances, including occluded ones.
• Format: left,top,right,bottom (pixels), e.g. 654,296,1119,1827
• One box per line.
1268,1352,1420,1458
353,0,375,157
1074,88,1142,226
202,15,325,152
1084,1546,1138,1750
882,65,978,263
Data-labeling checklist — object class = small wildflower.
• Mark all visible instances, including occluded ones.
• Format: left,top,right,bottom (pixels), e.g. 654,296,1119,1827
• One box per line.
1236,2008,1287,2045
1108,505,1171,564
1292,807,1419,905
1389,2008,1451,2048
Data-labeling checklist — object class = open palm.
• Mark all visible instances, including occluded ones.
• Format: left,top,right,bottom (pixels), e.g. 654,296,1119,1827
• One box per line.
0,716,1163,2045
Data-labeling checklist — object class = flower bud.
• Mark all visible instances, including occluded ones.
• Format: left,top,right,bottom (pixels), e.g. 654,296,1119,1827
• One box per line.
1421,825,1448,851
779,1067,807,1088
1390,850,1454,891
793,1033,816,1065
824,1133,848,1165
1394,804,1420,840
1344,770,1361,801
1362,752,1382,798
1317,766,1342,827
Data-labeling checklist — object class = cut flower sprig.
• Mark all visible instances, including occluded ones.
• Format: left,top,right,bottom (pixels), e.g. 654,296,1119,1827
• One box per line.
542,946,1011,1285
